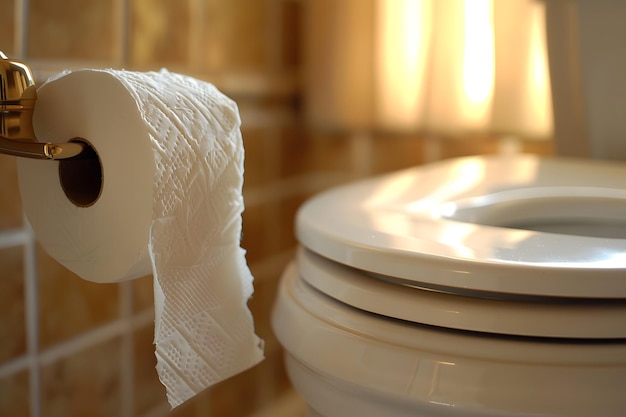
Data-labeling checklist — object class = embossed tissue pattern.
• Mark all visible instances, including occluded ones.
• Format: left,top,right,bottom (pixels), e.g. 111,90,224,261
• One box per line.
113,69,264,408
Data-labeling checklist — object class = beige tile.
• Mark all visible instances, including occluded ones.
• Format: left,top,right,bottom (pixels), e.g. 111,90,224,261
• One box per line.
521,139,554,156
250,348,295,412
370,134,427,174
40,337,122,417
167,389,210,417
208,364,262,417
278,126,317,178
0,246,26,364
241,203,268,265
0,155,24,229
133,324,166,415
243,194,303,266
37,246,119,348
202,0,268,72
276,195,306,253
280,0,302,69
242,128,276,188
132,274,154,313
28,0,118,62
306,131,355,175
0,370,30,417
0,1,14,55
206,348,294,417
250,387,309,417
129,0,191,69
439,135,501,160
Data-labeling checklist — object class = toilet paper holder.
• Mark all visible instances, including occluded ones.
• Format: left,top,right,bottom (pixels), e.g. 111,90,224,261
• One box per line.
0,51,92,160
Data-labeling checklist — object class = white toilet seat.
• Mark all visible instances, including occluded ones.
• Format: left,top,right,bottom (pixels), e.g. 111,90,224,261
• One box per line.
296,154,626,298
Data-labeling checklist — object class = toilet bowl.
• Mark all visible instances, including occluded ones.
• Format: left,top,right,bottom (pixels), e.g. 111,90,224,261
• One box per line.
271,154,626,417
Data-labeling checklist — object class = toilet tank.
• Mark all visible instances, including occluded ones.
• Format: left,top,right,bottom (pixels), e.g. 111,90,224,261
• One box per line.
543,0,626,161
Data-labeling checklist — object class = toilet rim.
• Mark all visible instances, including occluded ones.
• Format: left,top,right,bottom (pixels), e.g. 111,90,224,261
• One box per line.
296,154,626,298
297,247,626,338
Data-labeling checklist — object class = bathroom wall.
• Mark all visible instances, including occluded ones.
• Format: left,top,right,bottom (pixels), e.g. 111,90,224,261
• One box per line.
0,1,553,416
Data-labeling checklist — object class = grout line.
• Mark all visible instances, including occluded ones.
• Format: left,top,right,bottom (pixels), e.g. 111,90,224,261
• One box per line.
119,281,135,417
0,355,30,379
133,307,156,329
265,0,282,72
22,223,40,417
0,227,31,249
37,307,154,367
0,305,154,414
239,105,297,130
14,0,29,58
189,0,206,71
114,0,131,66
37,320,125,366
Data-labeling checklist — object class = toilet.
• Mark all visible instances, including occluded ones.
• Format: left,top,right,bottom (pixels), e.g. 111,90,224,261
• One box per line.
271,154,626,417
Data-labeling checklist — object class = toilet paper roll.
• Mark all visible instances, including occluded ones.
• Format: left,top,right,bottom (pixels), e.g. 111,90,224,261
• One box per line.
17,69,264,407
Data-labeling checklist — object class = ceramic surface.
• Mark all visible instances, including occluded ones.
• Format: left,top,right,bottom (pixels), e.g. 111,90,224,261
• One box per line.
273,263,626,417
297,247,626,338
296,155,626,297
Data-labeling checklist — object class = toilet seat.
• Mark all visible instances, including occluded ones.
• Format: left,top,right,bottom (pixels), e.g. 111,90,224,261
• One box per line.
297,154,626,298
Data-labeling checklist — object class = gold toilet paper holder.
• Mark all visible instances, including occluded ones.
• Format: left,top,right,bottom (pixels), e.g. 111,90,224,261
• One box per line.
0,51,93,160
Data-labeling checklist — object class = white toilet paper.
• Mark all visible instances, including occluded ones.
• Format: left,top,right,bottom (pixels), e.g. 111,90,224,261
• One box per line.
17,69,264,407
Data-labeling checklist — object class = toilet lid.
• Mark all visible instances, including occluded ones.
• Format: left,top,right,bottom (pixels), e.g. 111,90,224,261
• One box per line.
297,155,626,298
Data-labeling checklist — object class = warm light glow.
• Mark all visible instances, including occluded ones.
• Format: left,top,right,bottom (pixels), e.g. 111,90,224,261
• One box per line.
527,1,553,137
462,0,495,123
376,0,431,131
404,160,486,213
306,0,553,138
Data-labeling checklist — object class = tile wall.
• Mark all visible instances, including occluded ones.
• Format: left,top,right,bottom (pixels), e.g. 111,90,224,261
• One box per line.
0,1,553,416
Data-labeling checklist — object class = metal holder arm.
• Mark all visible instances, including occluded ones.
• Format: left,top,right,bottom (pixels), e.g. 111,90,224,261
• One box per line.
0,51,91,160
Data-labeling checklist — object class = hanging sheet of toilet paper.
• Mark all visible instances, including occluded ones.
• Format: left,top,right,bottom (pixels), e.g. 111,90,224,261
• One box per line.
17,69,264,408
